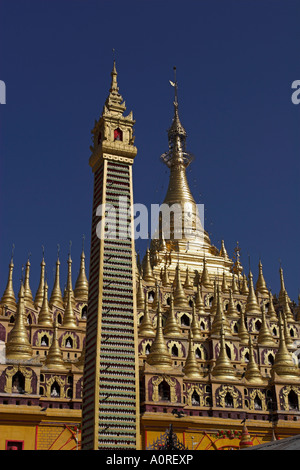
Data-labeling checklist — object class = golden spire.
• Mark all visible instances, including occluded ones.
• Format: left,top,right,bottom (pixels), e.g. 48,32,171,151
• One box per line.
103,58,126,115
201,258,212,289
136,274,145,309
159,68,211,249
244,336,264,383
231,273,239,294
74,236,89,302
63,288,77,328
24,255,34,307
210,279,218,315
147,301,173,369
282,290,294,322
173,263,188,308
184,267,193,289
63,246,75,306
164,294,181,337
152,281,160,310
191,301,202,340
267,291,278,321
44,320,65,370
35,250,46,308
255,260,269,297
282,310,295,349
239,424,253,449
212,325,237,381
38,281,52,327
238,307,250,345
195,283,206,315
272,313,298,379
278,266,287,304
49,249,64,308
143,248,155,283
226,288,238,317
245,271,261,315
221,271,229,294
241,273,249,295
211,285,232,337
0,249,17,309
257,304,276,347
183,330,202,379
161,264,171,287
219,240,228,259
6,282,32,360
139,296,155,337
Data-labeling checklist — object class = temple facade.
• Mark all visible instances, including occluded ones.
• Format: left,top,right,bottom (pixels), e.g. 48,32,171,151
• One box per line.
0,62,300,450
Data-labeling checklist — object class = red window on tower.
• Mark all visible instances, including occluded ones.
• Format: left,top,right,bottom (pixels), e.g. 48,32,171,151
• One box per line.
114,128,123,141
6,440,24,450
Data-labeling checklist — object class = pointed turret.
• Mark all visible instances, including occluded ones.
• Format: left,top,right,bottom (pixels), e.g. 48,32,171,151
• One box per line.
238,307,250,345
152,282,160,310
0,255,17,309
245,271,261,315
255,260,269,297
211,325,237,381
184,267,193,289
226,289,238,317
191,301,202,340
44,320,65,370
38,281,52,327
160,68,211,250
173,263,188,308
257,304,276,347
221,271,230,294
161,264,171,287
136,274,145,309
74,240,89,302
139,297,155,337
49,254,64,308
147,301,172,370
195,283,206,315
267,291,278,321
201,258,212,289
143,249,155,283
241,273,249,295
239,424,253,449
164,294,181,337
63,288,77,328
24,257,34,307
183,330,202,379
282,290,294,323
231,273,239,294
219,240,229,260
35,255,46,309
244,336,264,384
272,313,298,379
211,285,232,337
63,251,75,307
6,282,32,360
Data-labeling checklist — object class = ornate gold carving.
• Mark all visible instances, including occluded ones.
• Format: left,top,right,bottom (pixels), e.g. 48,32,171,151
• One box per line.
4,365,32,394
218,385,240,408
186,384,204,407
45,375,66,398
151,375,178,403
249,389,267,411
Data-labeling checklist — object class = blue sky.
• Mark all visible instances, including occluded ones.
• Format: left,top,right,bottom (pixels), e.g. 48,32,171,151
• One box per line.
0,0,299,302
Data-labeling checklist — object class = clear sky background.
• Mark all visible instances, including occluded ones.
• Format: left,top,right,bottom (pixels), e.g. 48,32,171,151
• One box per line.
0,0,299,303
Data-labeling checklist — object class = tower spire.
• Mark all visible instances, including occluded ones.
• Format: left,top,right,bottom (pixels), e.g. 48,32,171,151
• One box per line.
35,247,46,308
74,235,89,302
49,246,64,308
24,254,34,307
6,281,32,360
0,247,17,309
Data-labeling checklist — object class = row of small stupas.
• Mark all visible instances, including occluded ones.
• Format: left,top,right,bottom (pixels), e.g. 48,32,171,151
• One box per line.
0,247,89,407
